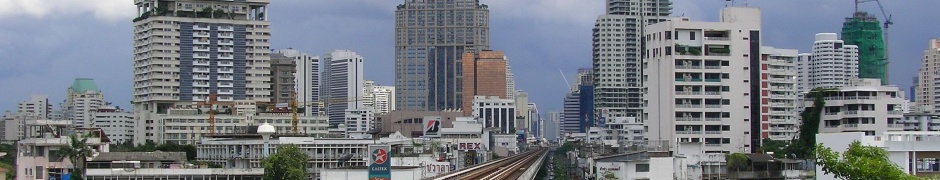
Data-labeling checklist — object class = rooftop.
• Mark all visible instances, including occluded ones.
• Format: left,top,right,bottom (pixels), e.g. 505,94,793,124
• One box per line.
90,152,186,162
70,78,100,94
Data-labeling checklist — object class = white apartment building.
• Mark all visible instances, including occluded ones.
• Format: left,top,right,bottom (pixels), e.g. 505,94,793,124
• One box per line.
917,39,940,112
811,79,904,136
592,0,672,119
64,78,105,128
92,106,134,144
159,109,329,145
372,85,395,114
816,131,940,179
901,113,940,131
132,0,273,144
344,108,375,139
644,7,762,153
506,65,516,99
471,96,516,134
762,46,801,141
276,48,320,116
322,50,365,125
362,80,375,108
17,120,110,180
587,117,644,147
795,33,859,94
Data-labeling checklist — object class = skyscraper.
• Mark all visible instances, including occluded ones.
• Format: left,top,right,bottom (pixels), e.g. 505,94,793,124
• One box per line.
275,49,320,116
395,0,490,111
323,50,365,125
132,0,272,143
65,78,105,128
592,0,672,119
842,12,887,85
761,46,800,141
461,50,508,115
916,39,940,112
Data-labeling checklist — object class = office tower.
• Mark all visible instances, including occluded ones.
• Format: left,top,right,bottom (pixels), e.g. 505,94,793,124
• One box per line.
461,50,508,115
395,0,490,111
372,85,395,114
471,96,515,133
592,0,672,119
811,79,903,136
917,39,940,112
270,53,296,104
275,49,320,116
545,111,561,141
132,0,272,143
795,33,859,94
644,7,761,153
761,47,800,141
322,50,365,125
64,78,105,128
506,65,516,99
562,69,594,133
93,106,134,144
528,103,540,138
515,90,529,134
842,12,887,84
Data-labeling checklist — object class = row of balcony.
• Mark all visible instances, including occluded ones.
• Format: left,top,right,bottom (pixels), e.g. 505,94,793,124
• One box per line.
194,40,235,45
193,89,234,94
823,110,904,116
675,65,724,70
193,68,234,73
676,104,726,108
675,91,722,95
193,75,234,80
676,130,725,135
194,61,234,66
675,78,722,82
675,117,725,121
193,82,235,87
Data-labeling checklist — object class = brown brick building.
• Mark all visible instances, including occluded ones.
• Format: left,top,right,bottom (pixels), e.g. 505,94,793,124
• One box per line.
461,50,508,115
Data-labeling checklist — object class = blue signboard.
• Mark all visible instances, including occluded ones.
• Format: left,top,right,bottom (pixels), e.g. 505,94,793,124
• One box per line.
368,145,392,180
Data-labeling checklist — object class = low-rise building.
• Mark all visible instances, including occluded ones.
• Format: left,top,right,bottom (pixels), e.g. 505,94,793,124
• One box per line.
902,113,940,131
85,152,263,180
344,108,375,139
471,96,515,134
92,106,134,144
808,78,905,136
817,131,940,179
375,110,463,137
156,106,329,144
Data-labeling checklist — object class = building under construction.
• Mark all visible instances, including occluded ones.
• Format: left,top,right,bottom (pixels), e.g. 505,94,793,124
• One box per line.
841,11,887,84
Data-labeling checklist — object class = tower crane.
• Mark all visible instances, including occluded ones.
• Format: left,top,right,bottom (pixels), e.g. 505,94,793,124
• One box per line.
857,0,893,82
194,94,234,135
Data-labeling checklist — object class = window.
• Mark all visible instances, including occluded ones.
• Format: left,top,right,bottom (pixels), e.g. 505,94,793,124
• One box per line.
35,166,43,179
636,164,650,172
690,31,696,40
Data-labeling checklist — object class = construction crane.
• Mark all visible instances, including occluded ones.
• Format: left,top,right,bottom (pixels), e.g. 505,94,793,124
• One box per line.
194,94,235,136
287,92,367,134
857,0,893,82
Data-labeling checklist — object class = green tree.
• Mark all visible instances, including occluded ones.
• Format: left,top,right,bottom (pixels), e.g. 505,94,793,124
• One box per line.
816,141,922,180
791,88,829,158
601,170,618,180
262,144,309,180
760,138,788,158
55,134,94,180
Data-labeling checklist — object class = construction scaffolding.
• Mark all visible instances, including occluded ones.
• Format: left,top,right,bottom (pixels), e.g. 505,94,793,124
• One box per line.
841,11,888,85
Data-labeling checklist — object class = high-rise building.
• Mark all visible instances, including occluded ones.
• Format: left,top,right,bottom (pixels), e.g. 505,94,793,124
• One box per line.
795,33,859,93
372,85,395,114
917,39,940,112
461,50,508,115
132,0,272,144
561,91,581,133
322,50,365,125
514,90,529,134
545,111,561,141
93,106,134,144
275,49,320,116
2,95,52,142
841,12,887,85
506,65,516,99
810,79,904,136
395,0,490,111
363,80,376,108
562,69,594,133
528,103,541,139
270,53,296,104
65,78,105,128
592,0,672,119
761,46,800,141
644,7,761,153
471,96,515,134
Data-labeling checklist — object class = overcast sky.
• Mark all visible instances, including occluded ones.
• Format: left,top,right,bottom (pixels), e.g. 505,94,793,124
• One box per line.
0,0,935,114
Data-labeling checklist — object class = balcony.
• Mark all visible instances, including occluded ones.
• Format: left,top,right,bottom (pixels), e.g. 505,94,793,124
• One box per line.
194,60,210,66
676,91,702,95
704,79,722,82
704,37,730,41
218,96,234,101
218,89,234,94
675,44,703,56
704,117,722,121
194,53,210,59
193,75,210,80
219,75,233,80
703,91,721,95
704,144,722,147
888,124,904,128
219,33,234,38
218,40,234,45
218,54,234,59
218,61,234,66
219,47,234,52
844,111,859,115
888,111,903,115
194,89,209,94
705,47,731,56
219,26,234,31
676,78,703,82
194,39,210,45
704,104,722,108
218,68,234,73
193,82,210,87
193,68,210,73
676,65,702,69
676,117,702,121
843,124,859,128
194,31,210,37
676,104,703,108
704,65,722,69
705,131,722,134
193,25,210,31
677,131,702,134
194,46,210,51
218,82,233,87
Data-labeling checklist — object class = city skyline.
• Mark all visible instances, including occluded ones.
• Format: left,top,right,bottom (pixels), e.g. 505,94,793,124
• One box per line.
1,0,938,114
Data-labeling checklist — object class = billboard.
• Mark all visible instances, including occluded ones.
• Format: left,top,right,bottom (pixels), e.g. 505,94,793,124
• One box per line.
424,116,442,137
368,145,391,180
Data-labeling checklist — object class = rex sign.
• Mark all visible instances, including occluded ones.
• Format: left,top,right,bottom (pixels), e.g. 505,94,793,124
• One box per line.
368,145,391,180
457,142,484,150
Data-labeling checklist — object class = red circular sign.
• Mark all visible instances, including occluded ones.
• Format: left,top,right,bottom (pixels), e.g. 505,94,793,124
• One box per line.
373,149,388,164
